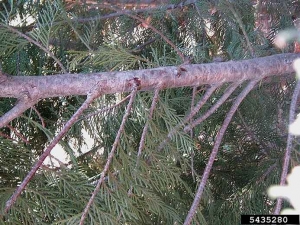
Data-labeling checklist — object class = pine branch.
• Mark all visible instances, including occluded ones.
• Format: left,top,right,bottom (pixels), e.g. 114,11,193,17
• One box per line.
3,85,103,215
0,53,295,98
79,85,138,224
0,53,298,128
273,80,300,214
184,79,259,225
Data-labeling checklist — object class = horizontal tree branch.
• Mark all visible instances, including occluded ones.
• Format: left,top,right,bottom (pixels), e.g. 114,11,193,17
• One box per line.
0,53,297,98
71,0,196,22
0,53,298,128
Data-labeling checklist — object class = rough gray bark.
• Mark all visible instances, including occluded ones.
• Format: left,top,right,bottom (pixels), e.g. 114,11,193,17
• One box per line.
0,53,298,128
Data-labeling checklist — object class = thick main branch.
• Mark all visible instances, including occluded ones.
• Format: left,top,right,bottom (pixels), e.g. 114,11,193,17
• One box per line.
0,53,298,128
0,53,298,99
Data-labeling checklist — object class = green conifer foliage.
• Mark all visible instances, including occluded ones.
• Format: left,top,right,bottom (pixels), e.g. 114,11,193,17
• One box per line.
0,0,299,224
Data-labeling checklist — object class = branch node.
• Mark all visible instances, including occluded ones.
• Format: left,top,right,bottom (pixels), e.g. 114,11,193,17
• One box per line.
19,91,31,100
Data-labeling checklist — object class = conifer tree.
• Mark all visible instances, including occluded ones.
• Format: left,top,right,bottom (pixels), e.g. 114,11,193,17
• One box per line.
0,0,299,224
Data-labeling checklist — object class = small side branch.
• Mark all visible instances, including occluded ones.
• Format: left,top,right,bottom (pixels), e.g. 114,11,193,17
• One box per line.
189,86,198,179
3,25,66,73
0,131,16,142
83,95,131,120
184,79,258,225
0,125,29,144
137,88,160,157
100,4,186,62
273,81,300,214
79,86,138,225
0,97,38,128
184,84,221,124
125,13,186,62
184,81,242,132
4,88,102,214
228,4,255,57
190,86,197,129
31,106,45,128
237,109,270,155
257,163,277,184
6,124,29,144
128,88,160,196
158,84,221,151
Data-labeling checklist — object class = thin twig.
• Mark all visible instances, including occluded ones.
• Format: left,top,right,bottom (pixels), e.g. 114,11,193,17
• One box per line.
128,88,160,196
228,4,255,57
79,87,138,225
0,131,17,142
131,36,159,52
45,145,103,170
31,106,45,128
49,154,67,168
190,86,197,138
4,88,101,214
137,89,160,157
73,0,196,22
236,109,270,155
100,4,186,62
3,25,66,73
256,163,277,184
64,14,93,51
190,86,197,179
183,84,221,124
127,14,186,62
6,124,29,144
184,81,242,132
273,81,300,214
158,84,221,151
83,95,131,120
184,79,258,225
